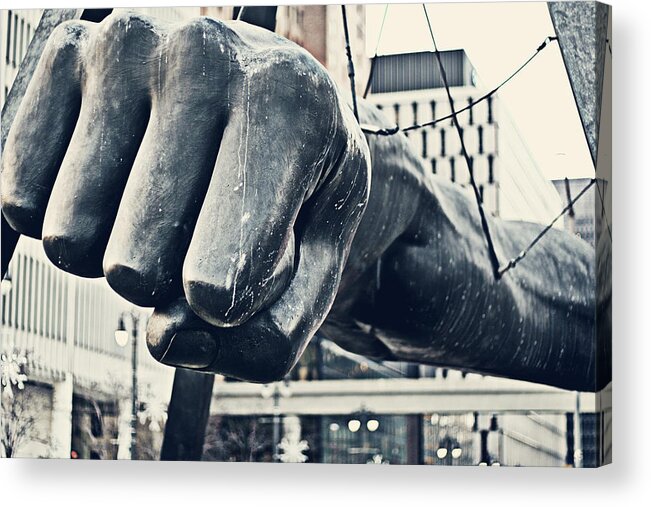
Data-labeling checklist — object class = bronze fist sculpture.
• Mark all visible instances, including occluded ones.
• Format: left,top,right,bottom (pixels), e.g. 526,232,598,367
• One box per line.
1,12,604,391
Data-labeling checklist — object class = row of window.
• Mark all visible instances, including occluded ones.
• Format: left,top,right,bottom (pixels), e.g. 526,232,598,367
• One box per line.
5,10,33,69
406,124,496,159
378,95,494,129
1,251,129,358
2,253,67,341
431,154,496,184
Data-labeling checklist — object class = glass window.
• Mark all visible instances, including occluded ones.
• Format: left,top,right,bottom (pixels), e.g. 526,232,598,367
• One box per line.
6,11,12,64
12,13,18,66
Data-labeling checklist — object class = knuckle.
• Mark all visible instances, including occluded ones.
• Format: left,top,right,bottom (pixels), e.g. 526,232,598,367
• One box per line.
90,11,160,63
163,17,232,91
258,46,331,92
41,232,103,278
171,16,230,54
103,259,173,307
43,21,90,68
99,10,154,37
0,194,43,239
222,331,295,383
183,274,255,328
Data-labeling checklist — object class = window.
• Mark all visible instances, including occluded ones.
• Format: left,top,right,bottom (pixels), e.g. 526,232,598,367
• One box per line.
448,98,455,126
5,11,12,64
458,127,464,155
487,96,494,124
20,255,27,330
440,129,446,157
478,125,484,154
45,266,51,337
19,18,24,63
12,13,18,67
488,154,495,184
6,263,13,326
468,97,474,125
421,130,428,158
26,257,33,332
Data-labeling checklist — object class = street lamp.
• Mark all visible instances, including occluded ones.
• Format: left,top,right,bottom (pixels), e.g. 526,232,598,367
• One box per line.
366,419,380,432
115,310,140,460
346,411,380,462
437,436,462,465
261,380,291,462
1,273,12,295
347,419,361,432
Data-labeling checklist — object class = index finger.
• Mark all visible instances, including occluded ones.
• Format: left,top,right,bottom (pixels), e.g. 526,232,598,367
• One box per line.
1,20,91,238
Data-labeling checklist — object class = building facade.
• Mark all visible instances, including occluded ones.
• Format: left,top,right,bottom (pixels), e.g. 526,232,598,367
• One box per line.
552,177,597,245
365,49,564,224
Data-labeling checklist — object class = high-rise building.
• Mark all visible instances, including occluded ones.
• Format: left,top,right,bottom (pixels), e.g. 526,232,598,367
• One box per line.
552,177,597,245
365,49,563,224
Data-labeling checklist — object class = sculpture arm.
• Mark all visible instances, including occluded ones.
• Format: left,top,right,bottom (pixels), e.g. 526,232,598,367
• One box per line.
324,101,599,392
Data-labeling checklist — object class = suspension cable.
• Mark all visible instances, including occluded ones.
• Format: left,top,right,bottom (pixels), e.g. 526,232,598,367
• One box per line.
498,179,596,276
344,5,602,279
362,35,558,136
341,5,360,122
363,4,390,99
422,4,502,280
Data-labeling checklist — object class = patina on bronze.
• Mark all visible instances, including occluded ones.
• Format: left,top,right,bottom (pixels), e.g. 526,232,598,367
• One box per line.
1,11,603,399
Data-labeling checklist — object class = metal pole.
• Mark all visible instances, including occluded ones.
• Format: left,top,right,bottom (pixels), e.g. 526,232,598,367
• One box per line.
160,369,215,461
574,392,583,468
341,5,360,121
130,314,139,460
272,389,280,462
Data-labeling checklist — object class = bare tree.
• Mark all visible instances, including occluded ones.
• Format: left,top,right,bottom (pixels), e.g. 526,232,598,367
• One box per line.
1,385,37,458
202,416,273,462
0,351,37,458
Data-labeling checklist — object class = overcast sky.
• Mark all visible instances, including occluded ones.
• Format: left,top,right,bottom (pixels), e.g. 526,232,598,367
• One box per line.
365,2,594,180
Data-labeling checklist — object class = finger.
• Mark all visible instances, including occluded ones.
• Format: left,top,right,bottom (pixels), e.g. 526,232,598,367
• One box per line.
42,12,161,277
1,20,91,238
102,18,232,306
149,115,370,382
183,47,335,328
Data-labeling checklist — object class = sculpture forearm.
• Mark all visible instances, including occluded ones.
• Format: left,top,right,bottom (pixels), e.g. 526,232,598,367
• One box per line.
328,101,599,392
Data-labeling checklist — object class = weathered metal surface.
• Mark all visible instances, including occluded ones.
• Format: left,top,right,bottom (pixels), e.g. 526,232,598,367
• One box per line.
548,1,610,164
1,9,83,150
1,9,83,276
160,369,215,461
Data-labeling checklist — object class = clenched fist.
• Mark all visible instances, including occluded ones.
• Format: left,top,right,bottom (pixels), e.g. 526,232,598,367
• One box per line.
2,12,370,381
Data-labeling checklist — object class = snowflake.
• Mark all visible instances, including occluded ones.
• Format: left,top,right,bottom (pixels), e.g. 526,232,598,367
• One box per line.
0,353,28,399
277,437,310,463
137,388,168,432
367,454,389,465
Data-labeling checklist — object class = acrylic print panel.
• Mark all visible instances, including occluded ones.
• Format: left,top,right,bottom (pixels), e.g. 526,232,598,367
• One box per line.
0,3,611,466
